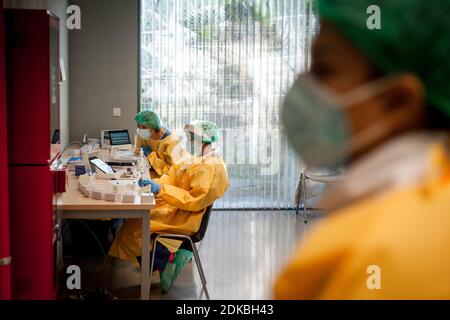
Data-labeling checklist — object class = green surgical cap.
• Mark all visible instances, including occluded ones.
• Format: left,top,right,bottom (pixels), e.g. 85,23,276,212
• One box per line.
318,0,450,118
134,110,163,130
184,120,219,144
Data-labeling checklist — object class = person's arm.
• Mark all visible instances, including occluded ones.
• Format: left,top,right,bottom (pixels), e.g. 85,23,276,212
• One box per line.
149,136,186,175
153,166,176,185
274,204,378,299
134,135,143,156
274,247,340,299
162,136,188,166
158,165,215,212
149,151,170,176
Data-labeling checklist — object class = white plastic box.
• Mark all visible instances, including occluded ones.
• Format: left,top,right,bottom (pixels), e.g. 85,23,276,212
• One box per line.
140,193,154,204
104,192,122,202
122,193,136,203
92,190,104,200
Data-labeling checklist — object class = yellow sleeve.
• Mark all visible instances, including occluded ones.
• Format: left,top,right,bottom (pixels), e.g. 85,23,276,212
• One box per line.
274,244,343,299
273,216,344,299
149,137,187,176
153,167,176,185
163,138,188,165
134,135,143,156
158,165,215,212
274,201,380,300
149,151,171,176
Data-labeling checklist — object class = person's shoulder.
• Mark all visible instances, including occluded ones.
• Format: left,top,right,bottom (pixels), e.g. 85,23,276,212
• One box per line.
200,155,227,168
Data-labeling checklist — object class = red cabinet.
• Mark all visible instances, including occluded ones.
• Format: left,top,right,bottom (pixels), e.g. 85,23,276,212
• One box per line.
8,167,57,299
0,0,12,301
5,9,61,300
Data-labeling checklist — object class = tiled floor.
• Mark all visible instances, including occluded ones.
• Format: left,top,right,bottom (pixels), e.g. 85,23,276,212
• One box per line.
61,210,324,300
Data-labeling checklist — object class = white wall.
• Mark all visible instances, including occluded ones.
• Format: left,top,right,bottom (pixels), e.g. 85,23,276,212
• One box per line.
4,0,70,148
68,0,138,142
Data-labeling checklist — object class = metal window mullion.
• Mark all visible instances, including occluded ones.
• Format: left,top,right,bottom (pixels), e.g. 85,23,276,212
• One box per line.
279,0,292,208
283,0,291,208
268,0,275,209
262,1,267,209
223,2,230,207
294,0,299,74
188,2,192,128
244,0,250,208
194,0,199,119
179,0,183,129
151,0,155,109
167,0,171,123
202,0,206,122
278,0,285,209
303,0,308,70
209,0,214,128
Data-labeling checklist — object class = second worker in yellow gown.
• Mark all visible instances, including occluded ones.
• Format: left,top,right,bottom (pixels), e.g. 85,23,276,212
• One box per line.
109,120,229,265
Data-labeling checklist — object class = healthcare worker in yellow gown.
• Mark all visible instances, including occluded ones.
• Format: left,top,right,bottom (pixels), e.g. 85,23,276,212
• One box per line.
134,109,188,178
276,0,450,299
109,120,229,265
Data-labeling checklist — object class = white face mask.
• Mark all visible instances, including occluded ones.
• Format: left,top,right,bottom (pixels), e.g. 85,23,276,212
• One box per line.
138,128,152,140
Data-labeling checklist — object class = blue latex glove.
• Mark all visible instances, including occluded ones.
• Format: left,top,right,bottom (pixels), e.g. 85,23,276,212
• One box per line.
142,147,151,157
138,178,161,194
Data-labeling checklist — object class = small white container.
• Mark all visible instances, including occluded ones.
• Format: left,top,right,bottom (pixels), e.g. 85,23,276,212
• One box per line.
83,190,91,198
127,181,138,191
92,190,104,200
104,192,122,202
80,185,88,195
110,181,128,193
140,193,154,204
122,193,136,203
79,174,91,186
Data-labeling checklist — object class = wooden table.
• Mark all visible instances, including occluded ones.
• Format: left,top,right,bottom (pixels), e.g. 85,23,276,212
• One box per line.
57,172,156,300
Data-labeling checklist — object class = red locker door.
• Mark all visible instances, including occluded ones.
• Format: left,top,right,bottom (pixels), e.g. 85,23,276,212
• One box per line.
5,10,53,165
0,0,12,300
9,166,55,300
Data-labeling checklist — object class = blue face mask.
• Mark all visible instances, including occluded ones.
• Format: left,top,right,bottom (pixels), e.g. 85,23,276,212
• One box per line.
282,74,395,168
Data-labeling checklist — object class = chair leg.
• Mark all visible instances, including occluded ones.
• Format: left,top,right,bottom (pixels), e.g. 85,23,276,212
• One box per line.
148,236,158,298
302,175,308,223
295,173,303,215
189,238,210,300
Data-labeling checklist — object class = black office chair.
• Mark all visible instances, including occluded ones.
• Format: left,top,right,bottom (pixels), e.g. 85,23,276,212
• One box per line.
149,204,214,300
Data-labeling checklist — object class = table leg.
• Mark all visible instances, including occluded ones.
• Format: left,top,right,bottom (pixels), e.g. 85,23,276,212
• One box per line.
58,219,64,271
140,210,151,300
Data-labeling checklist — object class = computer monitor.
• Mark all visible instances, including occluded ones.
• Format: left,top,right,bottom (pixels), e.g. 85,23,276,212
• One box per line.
89,156,116,174
109,129,131,146
101,129,132,150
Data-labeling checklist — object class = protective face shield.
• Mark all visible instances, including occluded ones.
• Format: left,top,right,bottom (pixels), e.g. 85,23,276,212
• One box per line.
282,74,399,168
137,128,153,140
182,130,203,157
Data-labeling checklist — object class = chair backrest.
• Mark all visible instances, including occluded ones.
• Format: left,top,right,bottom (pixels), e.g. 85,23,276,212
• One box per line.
191,204,213,243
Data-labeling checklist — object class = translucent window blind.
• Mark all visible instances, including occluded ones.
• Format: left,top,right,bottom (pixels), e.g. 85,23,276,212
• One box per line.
140,0,317,209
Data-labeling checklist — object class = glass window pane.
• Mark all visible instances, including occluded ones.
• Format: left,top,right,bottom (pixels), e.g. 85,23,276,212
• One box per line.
140,0,317,209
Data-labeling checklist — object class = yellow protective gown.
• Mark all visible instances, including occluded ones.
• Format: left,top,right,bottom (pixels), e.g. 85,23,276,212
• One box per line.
135,132,189,177
109,153,229,264
274,134,450,299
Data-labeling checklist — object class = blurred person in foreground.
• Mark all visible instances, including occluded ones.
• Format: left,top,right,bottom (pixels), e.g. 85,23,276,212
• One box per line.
276,0,450,299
